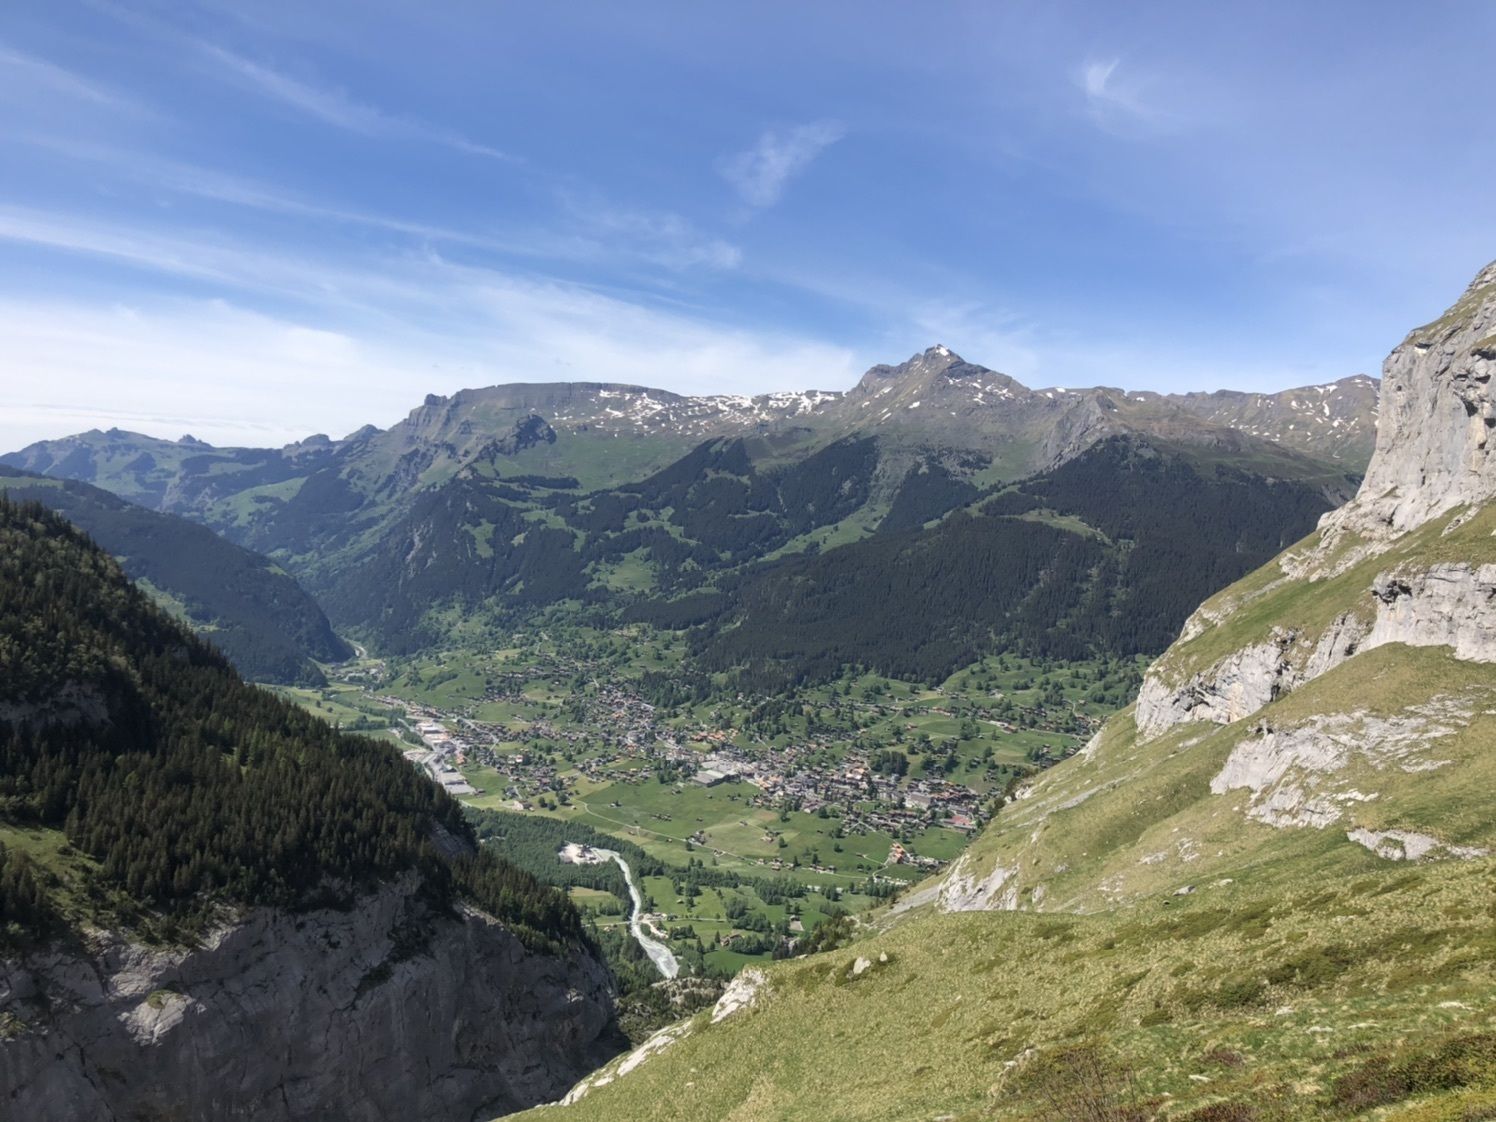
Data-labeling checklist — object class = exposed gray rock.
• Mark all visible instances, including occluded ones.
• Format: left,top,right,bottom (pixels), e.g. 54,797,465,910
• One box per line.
1133,261,1496,745
1319,260,1496,545
937,853,1020,912
1366,563,1496,661
0,877,618,1122
1346,828,1489,861
1134,558,1496,744
1135,629,1298,740
1208,701,1468,830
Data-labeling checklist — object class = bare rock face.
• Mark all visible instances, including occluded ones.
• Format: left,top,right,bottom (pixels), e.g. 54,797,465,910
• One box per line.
1134,631,1297,740
1321,260,1496,544
1135,558,1496,744
1134,262,1496,744
936,853,1020,912
1365,562,1496,660
0,878,619,1122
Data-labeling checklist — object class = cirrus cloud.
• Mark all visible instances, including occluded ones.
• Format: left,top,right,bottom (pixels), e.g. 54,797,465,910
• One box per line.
718,121,845,209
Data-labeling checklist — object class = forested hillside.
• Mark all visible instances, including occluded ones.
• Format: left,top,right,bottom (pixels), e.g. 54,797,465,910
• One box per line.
0,466,350,684
0,498,578,952
641,436,1333,688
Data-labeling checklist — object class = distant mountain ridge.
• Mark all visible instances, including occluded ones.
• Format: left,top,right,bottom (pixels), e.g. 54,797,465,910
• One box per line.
2,347,1377,513
1,350,1374,667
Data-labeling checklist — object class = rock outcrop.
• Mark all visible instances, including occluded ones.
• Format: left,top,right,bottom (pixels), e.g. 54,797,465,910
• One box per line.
1134,558,1496,743
1320,260,1496,544
926,260,1496,918
1134,262,1496,744
0,877,619,1122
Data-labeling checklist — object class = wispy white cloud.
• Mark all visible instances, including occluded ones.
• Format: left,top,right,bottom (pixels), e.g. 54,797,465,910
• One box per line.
0,210,853,450
719,121,845,209
200,44,510,159
1075,57,1173,137
8,140,743,279
0,43,152,117
554,190,742,271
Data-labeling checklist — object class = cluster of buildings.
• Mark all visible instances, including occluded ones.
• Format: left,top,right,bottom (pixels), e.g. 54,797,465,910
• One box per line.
385,702,479,798
374,654,1084,869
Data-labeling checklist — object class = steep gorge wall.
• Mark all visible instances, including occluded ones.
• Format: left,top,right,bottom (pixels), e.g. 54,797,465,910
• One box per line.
0,878,619,1122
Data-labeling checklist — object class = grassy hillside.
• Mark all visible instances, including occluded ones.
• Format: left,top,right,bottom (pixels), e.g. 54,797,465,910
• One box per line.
522,857,1496,1120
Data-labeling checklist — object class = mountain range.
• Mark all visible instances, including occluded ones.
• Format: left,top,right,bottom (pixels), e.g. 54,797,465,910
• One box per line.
2,350,1375,680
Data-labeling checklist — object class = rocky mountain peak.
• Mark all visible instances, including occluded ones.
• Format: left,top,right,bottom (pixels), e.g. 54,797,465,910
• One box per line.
1318,259,1496,545
852,345,1026,399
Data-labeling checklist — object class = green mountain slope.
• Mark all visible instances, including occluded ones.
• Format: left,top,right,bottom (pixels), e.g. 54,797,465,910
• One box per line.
0,496,579,950
528,862,1496,1121
512,263,1496,1122
0,466,351,684
669,435,1335,689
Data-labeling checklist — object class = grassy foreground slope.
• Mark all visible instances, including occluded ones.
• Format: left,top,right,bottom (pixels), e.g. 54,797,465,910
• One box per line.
525,859,1496,1121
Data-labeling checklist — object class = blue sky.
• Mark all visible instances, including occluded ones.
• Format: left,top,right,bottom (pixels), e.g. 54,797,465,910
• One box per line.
2,1,1495,450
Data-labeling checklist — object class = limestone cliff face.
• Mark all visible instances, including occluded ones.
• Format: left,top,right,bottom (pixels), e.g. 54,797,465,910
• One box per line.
0,877,619,1122
1323,260,1496,542
1135,261,1496,743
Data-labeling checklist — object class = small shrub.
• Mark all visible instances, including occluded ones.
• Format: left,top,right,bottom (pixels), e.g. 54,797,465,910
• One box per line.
1017,1040,1147,1122
1215,976,1266,1009
1330,1033,1496,1113
1264,943,1356,989
1330,1058,1408,1112
1200,1046,1246,1069
1177,1104,1257,1122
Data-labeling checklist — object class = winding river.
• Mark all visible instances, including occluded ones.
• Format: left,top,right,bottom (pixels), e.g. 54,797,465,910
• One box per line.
572,846,679,979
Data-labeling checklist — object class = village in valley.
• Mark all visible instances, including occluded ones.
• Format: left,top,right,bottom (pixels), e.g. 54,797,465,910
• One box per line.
296,626,1134,867
275,624,1141,969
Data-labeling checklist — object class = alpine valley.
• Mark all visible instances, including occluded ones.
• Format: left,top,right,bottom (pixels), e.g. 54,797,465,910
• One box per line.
9,261,1496,1122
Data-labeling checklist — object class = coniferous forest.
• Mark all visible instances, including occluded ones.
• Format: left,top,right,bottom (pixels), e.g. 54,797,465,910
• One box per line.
668,436,1333,689
0,498,581,952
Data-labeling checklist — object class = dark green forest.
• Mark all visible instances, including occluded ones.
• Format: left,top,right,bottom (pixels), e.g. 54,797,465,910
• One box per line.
322,436,883,650
670,436,1332,688
0,498,579,953
0,466,350,684
319,430,1332,684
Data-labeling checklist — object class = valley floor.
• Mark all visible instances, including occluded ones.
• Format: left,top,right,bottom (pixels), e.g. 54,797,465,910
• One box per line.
274,625,1141,975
